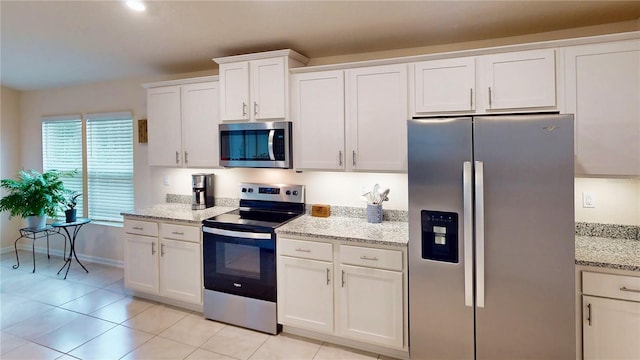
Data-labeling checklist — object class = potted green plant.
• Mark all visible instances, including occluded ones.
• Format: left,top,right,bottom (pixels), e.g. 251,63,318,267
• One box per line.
64,191,81,223
0,169,73,229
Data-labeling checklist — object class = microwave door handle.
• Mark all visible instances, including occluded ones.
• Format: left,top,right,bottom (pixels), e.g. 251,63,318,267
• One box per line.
268,130,276,160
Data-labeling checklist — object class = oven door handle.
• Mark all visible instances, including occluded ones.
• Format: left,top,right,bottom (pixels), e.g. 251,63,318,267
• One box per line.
203,227,272,240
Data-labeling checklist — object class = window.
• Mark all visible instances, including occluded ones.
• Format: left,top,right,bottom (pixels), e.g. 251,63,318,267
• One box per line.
42,111,134,224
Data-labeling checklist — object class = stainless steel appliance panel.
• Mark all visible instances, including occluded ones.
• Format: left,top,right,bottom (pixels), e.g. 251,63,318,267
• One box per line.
204,289,279,334
408,117,474,359
473,115,575,359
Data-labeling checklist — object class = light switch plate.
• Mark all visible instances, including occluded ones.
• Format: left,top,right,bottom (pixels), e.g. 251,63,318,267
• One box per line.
582,192,595,208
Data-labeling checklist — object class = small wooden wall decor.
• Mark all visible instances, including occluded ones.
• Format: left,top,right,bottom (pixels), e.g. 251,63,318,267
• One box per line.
138,119,148,143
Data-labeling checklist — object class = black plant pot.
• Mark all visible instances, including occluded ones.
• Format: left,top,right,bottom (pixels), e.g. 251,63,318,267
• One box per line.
65,209,77,223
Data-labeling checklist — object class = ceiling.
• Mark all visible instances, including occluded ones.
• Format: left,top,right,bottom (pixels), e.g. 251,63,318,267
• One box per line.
1,1,639,91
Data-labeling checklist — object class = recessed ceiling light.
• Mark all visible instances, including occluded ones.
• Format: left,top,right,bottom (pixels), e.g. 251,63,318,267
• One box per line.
126,1,146,12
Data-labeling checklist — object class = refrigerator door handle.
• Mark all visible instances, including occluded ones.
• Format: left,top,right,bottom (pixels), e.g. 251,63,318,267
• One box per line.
463,161,474,307
475,160,485,308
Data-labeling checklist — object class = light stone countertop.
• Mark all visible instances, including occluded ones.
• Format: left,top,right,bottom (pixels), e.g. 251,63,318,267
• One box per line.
276,215,408,247
575,236,640,272
121,204,236,225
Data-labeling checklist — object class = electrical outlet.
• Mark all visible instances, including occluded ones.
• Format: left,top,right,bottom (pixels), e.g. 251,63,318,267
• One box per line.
582,192,595,208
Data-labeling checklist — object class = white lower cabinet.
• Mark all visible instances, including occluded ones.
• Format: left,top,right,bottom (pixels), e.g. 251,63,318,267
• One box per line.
339,264,403,348
124,218,202,306
277,237,406,351
581,271,640,360
278,256,334,333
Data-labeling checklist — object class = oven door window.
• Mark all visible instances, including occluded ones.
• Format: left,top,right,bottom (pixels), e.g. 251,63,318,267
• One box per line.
217,242,261,279
203,229,276,302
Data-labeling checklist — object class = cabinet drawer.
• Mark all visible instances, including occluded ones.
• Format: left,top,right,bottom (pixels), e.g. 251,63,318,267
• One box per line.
583,271,640,302
339,245,402,271
279,238,333,262
124,219,158,237
160,223,200,243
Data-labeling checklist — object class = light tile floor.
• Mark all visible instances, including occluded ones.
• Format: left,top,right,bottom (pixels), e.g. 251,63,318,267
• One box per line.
0,250,399,360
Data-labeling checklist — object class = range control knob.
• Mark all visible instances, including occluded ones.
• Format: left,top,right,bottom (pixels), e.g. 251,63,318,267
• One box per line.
247,188,253,193
292,191,299,196
285,190,291,195
241,188,247,193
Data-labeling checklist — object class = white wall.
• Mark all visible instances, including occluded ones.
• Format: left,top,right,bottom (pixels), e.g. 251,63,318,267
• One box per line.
1,86,23,250
575,177,640,225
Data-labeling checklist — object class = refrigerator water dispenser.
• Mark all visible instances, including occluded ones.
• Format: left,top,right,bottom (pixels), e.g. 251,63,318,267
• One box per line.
421,210,458,263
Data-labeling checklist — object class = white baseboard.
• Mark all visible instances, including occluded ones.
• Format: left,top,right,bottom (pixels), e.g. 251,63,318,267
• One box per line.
5,244,123,268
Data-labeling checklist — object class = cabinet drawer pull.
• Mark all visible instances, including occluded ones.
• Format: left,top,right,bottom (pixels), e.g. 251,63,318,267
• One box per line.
151,242,156,255
254,101,258,116
586,303,592,326
161,244,165,256
338,151,343,167
620,286,640,294
352,151,356,167
176,151,180,164
341,270,345,287
171,231,184,236
242,102,247,117
326,268,330,285
295,248,311,253
360,255,378,261
469,88,473,108
132,226,143,231
184,151,189,164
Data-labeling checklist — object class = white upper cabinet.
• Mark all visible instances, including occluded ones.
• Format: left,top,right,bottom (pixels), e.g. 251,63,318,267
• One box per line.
181,82,220,168
215,49,309,122
145,77,220,168
291,70,346,170
563,40,640,176
411,49,557,115
147,86,182,166
479,48,556,110
346,64,408,172
412,57,476,113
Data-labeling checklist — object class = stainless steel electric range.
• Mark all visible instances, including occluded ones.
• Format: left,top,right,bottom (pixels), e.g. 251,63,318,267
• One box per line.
201,183,305,334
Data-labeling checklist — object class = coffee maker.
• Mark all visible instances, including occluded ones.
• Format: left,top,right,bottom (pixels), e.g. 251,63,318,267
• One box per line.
192,173,214,210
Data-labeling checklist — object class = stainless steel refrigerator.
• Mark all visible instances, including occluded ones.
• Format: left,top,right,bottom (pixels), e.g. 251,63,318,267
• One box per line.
408,114,575,359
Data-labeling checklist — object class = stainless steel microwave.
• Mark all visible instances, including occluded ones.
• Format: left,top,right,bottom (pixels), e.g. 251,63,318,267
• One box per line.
219,121,292,168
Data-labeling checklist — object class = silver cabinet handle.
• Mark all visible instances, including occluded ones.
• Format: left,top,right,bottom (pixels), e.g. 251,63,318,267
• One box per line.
242,102,247,117
586,303,592,326
326,268,330,285
254,101,258,116
175,151,180,164
360,256,378,261
171,231,184,236
475,160,485,308
341,270,345,287
620,286,640,294
488,87,492,107
184,151,188,164
463,161,473,307
132,226,143,231
469,88,473,109
352,151,356,167
338,151,343,167
295,248,311,253
161,244,165,256
151,242,156,255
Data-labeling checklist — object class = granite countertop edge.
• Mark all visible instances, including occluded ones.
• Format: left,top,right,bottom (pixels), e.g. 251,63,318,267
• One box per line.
121,204,638,272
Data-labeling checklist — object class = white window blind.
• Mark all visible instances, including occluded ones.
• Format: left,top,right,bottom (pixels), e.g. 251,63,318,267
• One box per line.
42,115,83,219
86,112,134,223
